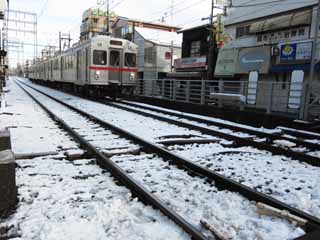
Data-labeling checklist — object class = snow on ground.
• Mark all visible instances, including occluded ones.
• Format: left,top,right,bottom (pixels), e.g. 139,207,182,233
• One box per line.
0,79,190,240
1,157,190,240
20,79,211,142
168,143,320,218
19,78,320,220
0,80,78,155
120,100,282,134
112,153,305,239
15,79,308,239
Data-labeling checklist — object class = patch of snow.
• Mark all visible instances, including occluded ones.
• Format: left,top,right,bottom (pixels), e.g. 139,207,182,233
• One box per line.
1,157,190,240
0,80,78,155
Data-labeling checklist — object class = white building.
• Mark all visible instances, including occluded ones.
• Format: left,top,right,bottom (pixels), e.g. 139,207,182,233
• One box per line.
133,27,182,80
215,0,320,117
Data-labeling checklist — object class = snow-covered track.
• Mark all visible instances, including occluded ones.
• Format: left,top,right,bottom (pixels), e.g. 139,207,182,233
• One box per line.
101,99,320,167
16,80,320,239
15,81,205,240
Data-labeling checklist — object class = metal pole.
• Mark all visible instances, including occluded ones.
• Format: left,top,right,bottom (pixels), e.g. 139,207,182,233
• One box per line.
170,40,173,72
59,32,61,53
207,0,214,80
106,0,110,35
303,0,320,120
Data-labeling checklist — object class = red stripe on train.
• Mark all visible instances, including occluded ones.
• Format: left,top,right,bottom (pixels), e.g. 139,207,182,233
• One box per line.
90,66,138,72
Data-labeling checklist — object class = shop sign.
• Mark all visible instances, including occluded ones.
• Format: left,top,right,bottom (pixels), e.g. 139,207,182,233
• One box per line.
215,48,239,77
280,41,312,62
238,46,271,74
175,56,207,69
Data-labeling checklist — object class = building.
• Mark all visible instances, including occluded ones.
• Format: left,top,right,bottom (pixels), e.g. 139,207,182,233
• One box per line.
80,8,117,42
112,17,182,80
168,24,218,80
112,16,179,41
215,0,320,118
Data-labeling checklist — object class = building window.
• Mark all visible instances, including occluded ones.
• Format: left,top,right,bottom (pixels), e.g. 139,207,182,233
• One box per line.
236,25,250,38
144,47,155,64
291,30,297,37
298,28,305,36
257,35,262,42
190,40,201,57
284,31,290,38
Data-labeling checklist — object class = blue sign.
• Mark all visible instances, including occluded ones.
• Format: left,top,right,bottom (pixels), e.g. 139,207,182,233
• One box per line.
280,44,297,61
280,42,312,62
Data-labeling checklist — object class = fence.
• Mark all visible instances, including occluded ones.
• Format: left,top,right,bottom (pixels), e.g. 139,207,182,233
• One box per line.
136,79,320,118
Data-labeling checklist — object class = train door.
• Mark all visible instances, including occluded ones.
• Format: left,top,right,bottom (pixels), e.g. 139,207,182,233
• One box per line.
50,61,53,80
61,56,64,80
85,47,89,83
76,50,80,84
109,49,122,83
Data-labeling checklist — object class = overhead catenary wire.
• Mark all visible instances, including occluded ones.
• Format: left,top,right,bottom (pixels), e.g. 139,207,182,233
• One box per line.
230,0,311,8
149,0,208,23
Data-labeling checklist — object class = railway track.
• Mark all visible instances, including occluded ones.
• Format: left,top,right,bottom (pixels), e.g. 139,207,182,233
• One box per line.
20,78,320,218
16,79,320,239
101,99,320,164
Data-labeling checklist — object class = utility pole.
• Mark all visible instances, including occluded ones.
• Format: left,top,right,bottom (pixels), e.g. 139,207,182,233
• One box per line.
170,40,174,72
106,0,110,35
302,0,320,120
207,0,215,80
59,32,72,53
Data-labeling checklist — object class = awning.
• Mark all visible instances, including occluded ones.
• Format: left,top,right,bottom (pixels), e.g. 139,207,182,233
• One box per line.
250,9,312,33
270,62,320,73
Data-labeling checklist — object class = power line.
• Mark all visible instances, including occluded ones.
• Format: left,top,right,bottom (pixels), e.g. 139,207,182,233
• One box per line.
38,0,49,17
111,0,126,9
230,0,308,8
150,0,208,23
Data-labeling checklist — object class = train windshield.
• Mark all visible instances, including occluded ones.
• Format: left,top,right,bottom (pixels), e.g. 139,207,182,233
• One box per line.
125,53,136,67
93,50,107,65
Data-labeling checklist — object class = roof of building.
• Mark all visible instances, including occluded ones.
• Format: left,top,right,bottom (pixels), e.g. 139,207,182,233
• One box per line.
177,23,212,33
224,0,317,26
112,16,180,31
135,27,182,47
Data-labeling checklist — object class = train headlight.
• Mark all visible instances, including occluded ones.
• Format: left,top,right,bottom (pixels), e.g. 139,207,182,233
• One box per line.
95,71,100,80
130,72,135,80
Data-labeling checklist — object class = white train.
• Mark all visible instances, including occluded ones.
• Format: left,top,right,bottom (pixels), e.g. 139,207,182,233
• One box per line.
29,35,138,97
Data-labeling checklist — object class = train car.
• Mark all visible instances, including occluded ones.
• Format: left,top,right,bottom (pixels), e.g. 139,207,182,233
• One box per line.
29,35,138,97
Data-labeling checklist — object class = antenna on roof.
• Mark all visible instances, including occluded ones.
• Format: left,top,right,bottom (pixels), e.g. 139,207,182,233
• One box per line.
170,0,174,25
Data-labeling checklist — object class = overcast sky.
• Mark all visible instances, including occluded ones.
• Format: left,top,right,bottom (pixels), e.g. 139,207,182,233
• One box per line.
7,0,219,66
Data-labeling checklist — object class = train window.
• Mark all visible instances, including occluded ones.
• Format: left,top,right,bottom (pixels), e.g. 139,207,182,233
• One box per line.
110,51,120,67
93,50,107,65
125,53,136,67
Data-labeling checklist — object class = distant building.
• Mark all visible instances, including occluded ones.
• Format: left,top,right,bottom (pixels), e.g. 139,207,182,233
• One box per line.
80,8,117,42
216,0,320,116
112,17,182,80
112,16,180,41
0,0,6,19
168,24,218,80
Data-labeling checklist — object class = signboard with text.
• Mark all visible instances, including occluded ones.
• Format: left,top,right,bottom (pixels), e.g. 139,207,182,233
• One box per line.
280,41,312,63
237,46,271,74
175,56,207,69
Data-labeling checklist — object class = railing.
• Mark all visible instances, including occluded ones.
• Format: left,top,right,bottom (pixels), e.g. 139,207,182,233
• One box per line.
136,79,320,118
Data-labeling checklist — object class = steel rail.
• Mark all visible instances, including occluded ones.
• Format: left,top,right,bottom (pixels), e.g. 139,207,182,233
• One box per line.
279,127,320,141
115,100,320,151
18,80,320,238
15,81,208,240
98,99,320,167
